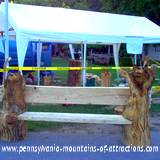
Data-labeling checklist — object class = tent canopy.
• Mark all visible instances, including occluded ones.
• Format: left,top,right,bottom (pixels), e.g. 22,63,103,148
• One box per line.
0,3,160,66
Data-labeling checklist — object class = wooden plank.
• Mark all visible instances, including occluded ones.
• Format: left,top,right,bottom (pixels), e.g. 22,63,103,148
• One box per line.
0,86,159,105
0,86,130,105
18,112,132,125
25,86,130,105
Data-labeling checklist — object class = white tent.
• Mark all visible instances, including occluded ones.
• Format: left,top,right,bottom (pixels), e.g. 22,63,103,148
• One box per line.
0,2,15,56
0,3,160,85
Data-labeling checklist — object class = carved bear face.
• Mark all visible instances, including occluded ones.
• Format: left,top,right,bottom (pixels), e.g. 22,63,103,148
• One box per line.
131,66,154,91
7,72,22,82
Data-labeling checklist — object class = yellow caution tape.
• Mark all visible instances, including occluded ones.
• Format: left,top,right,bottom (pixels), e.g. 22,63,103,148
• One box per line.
0,65,159,72
0,66,159,91
0,66,151,72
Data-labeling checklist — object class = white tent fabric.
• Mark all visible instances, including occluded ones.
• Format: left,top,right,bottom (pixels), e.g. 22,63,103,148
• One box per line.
15,31,29,66
0,3,160,66
126,37,143,54
0,7,16,40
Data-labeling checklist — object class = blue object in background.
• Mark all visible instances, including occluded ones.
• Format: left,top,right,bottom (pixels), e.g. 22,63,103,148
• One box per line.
0,40,52,68
0,40,52,83
86,78,96,87
40,42,52,67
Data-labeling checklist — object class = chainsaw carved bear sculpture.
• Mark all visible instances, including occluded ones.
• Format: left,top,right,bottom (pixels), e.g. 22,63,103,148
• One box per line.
100,70,111,87
67,59,81,86
0,72,26,141
95,70,111,87
120,60,156,146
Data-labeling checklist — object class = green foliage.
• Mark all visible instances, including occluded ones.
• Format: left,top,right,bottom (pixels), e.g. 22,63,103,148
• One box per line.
100,0,160,25
72,0,90,10
14,0,88,8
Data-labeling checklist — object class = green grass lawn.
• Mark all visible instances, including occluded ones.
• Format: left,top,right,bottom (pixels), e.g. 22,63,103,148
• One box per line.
52,57,118,86
27,57,160,131
27,104,113,131
27,103,160,132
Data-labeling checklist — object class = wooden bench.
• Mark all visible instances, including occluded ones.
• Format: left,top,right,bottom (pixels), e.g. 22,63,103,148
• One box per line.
0,85,157,146
0,86,131,124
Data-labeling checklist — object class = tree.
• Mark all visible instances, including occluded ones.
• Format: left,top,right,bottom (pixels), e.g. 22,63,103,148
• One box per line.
100,0,160,25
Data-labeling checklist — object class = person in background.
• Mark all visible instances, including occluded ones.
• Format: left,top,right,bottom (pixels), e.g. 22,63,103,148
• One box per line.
26,72,34,85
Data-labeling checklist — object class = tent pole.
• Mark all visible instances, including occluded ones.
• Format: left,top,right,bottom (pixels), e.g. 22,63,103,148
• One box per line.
69,44,75,59
90,49,93,64
0,38,4,53
81,43,83,84
37,41,42,85
4,0,9,79
113,43,121,79
134,54,137,65
82,42,87,87
108,45,111,55
81,43,83,64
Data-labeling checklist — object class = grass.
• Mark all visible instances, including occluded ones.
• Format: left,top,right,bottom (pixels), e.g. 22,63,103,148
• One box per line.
52,57,118,86
27,103,160,132
27,57,160,131
27,104,113,131
51,58,68,85
150,104,160,113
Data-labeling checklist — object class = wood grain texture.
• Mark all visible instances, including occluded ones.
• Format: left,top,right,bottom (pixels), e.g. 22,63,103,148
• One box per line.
25,86,130,105
0,73,26,141
120,64,154,146
18,112,131,124
67,59,81,86
0,86,158,105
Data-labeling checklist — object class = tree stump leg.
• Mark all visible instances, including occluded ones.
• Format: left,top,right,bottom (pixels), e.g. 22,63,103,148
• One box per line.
123,122,150,147
122,98,151,146
119,63,156,147
0,72,27,141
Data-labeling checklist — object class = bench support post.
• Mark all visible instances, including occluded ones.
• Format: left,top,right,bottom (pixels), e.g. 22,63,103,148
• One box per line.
120,64,155,147
0,72,27,141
